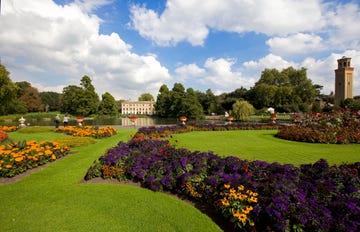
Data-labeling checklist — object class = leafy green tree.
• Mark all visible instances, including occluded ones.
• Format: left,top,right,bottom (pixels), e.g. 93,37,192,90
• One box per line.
248,67,317,112
78,75,99,116
0,64,27,115
169,83,186,117
232,100,255,121
40,92,61,112
60,85,83,115
60,76,99,116
180,88,204,119
98,92,117,116
155,84,171,117
138,93,154,101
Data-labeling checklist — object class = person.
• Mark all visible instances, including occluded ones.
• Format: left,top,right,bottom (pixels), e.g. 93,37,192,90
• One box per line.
63,114,69,127
55,114,60,128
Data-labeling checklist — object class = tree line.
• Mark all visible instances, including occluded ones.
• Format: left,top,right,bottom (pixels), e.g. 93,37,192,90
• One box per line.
1,63,359,118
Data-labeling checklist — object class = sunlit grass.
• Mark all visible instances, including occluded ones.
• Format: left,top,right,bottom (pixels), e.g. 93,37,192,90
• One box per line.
169,130,360,165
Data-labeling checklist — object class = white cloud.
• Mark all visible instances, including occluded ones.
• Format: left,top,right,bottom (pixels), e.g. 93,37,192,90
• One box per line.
130,0,324,46
0,0,171,100
243,54,297,71
324,2,360,50
266,33,325,56
174,58,256,93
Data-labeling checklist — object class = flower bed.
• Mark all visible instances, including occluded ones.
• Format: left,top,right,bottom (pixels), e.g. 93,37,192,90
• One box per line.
0,140,70,177
0,125,18,132
56,126,117,138
276,109,360,144
85,138,360,231
134,123,280,139
0,130,8,142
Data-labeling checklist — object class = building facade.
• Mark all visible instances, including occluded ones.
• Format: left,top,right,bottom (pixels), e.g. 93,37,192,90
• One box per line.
334,56,354,105
121,101,155,115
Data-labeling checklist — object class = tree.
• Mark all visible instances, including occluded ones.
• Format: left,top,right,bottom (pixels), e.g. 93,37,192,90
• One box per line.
78,75,99,116
0,64,27,115
155,84,171,117
40,92,61,112
60,85,83,115
138,93,154,101
248,67,317,112
181,88,204,119
98,92,117,116
232,100,255,121
60,76,99,116
19,86,42,112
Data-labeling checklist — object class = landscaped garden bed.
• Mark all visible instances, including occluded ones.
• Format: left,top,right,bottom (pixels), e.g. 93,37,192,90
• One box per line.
0,140,70,177
85,118,360,231
276,109,360,144
56,126,117,138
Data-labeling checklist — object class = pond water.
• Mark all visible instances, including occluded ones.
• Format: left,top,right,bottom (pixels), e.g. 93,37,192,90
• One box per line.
1,117,186,127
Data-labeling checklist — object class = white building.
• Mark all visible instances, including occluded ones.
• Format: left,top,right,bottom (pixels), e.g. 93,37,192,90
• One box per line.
121,101,155,115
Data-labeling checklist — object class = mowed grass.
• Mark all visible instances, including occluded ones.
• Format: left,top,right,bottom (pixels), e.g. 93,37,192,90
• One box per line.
169,130,360,166
0,129,222,232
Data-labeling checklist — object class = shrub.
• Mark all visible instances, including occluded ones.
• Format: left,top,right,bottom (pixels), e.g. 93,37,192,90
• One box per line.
0,130,8,143
0,125,18,132
276,109,360,144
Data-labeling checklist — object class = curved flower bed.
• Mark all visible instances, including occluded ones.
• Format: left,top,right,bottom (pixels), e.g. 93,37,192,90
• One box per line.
56,126,117,138
0,140,70,177
134,123,279,139
0,125,18,132
0,130,8,142
85,138,360,231
276,109,360,144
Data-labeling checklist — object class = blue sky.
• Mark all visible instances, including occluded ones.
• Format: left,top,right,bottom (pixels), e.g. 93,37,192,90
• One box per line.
1,0,360,101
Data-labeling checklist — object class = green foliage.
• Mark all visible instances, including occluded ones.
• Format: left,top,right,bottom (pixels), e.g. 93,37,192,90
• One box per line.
98,92,117,116
232,100,255,121
56,137,96,147
155,83,204,119
60,76,99,116
40,91,61,112
138,93,154,101
248,67,317,112
0,64,27,115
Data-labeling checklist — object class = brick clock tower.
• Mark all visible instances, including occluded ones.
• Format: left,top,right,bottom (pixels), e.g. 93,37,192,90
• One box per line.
334,56,354,105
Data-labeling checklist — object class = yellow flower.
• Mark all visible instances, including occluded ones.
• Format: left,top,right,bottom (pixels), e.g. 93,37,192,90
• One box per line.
224,183,230,189
237,185,244,191
221,198,230,206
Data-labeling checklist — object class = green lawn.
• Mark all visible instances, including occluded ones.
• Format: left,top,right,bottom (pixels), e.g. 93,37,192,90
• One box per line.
1,129,359,231
0,130,221,232
169,130,360,166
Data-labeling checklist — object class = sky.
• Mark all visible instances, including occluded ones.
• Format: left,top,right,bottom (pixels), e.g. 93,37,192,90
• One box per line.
1,0,360,101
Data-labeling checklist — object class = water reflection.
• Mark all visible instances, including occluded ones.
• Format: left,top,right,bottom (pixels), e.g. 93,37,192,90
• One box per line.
1,117,179,127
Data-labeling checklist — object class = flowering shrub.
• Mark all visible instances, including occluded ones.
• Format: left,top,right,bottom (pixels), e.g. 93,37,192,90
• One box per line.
276,109,360,143
0,130,8,143
134,123,279,140
0,125,18,132
85,138,360,231
56,126,117,138
0,140,70,177
218,183,258,230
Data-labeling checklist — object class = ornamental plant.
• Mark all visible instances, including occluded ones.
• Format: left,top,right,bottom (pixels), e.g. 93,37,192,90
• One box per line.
0,140,70,177
56,126,117,138
276,109,360,143
0,130,8,142
134,123,279,140
85,135,360,231
0,125,18,132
